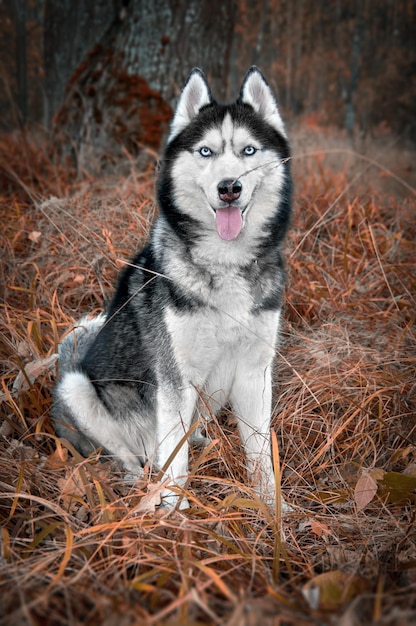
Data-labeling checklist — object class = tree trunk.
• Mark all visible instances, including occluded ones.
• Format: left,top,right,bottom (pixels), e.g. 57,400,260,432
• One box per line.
44,0,121,125
14,0,28,127
344,0,363,144
47,0,236,172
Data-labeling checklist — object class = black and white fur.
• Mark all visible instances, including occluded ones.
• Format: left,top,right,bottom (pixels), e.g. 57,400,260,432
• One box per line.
53,67,293,510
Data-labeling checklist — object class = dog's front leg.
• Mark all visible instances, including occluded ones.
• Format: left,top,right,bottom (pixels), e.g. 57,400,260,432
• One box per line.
230,362,292,513
156,385,197,509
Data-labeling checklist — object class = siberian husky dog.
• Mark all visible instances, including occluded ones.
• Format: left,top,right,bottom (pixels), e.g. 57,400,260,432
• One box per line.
53,67,293,511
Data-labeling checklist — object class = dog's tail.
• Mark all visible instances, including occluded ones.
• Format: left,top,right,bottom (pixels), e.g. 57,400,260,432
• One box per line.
58,314,106,373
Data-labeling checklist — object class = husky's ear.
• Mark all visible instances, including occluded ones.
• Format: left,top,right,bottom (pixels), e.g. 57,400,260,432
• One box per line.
168,69,213,142
240,66,286,137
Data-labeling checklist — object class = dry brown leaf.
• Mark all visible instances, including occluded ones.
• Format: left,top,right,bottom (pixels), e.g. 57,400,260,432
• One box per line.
44,447,69,469
378,471,416,504
310,520,331,537
28,230,41,242
369,467,385,481
135,481,167,513
0,421,13,437
302,570,368,611
12,354,59,394
354,472,378,511
57,471,87,512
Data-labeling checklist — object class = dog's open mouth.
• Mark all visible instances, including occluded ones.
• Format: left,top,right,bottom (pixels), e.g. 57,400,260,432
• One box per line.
215,205,243,241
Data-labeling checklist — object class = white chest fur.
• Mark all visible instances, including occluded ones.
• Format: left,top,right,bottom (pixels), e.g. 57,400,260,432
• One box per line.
163,271,280,392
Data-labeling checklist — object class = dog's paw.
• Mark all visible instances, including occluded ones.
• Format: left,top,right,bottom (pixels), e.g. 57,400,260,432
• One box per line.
279,497,294,514
123,472,142,483
122,467,148,488
257,489,294,514
160,488,190,511
190,424,209,448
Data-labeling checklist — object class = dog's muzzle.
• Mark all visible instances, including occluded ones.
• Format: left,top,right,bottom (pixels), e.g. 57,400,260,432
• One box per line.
217,179,242,203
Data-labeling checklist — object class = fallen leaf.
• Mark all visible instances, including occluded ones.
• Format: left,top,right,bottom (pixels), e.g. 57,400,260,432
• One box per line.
28,230,42,242
378,471,416,504
370,467,385,481
390,447,414,465
354,472,378,511
44,447,69,469
12,354,59,394
302,570,368,611
313,489,348,504
135,481,166,513
0,421,12,437
57,471,86,512
311,520,331,537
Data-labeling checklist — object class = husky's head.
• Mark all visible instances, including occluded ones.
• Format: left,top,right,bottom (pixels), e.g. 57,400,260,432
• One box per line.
157,67,292,256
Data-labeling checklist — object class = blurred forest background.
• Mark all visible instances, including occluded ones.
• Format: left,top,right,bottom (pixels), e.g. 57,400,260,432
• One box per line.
1,0,415,170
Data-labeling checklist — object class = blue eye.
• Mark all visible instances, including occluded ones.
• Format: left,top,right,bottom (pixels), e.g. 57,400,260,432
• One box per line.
199,146,212,157
243,145,257,156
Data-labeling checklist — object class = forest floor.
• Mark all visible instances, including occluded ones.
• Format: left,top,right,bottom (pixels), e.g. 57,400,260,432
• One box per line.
0,127,415,625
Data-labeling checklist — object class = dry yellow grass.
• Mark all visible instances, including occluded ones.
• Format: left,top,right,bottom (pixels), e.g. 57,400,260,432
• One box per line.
0,129,415,625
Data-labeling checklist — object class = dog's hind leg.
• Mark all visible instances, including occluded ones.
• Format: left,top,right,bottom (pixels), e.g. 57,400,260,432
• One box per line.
54,371,149,475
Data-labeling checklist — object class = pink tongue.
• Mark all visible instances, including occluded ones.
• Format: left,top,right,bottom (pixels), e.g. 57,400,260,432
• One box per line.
215,206,243,240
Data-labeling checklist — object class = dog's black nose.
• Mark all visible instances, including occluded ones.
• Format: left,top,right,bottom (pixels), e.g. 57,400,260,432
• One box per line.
217,179,242,203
